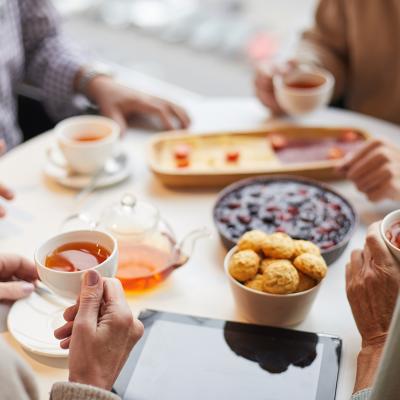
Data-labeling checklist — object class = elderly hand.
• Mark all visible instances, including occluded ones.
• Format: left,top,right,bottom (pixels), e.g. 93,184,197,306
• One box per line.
85,76,190,133
0,254,38,300
339,139,400,202
54,270,143,391
346,222,400,392
254,60,297,114
0,183,14,218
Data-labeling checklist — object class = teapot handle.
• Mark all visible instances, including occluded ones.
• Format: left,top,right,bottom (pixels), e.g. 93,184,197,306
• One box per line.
177,226,211,261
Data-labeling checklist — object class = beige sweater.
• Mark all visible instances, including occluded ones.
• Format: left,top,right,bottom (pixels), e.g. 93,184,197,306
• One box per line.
0,339,120,400
297,0,400,124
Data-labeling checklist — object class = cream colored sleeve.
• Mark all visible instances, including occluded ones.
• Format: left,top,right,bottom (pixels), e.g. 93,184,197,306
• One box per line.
50,382,121,400
296,0,348,101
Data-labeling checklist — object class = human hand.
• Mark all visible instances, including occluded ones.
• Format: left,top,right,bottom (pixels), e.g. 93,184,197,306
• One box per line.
0,254,38,300
347,222,400,347
0,183,14,218
339,139,400,202
54,270,144,390
346,222,400,392
86,76,191,132
254,60,297,114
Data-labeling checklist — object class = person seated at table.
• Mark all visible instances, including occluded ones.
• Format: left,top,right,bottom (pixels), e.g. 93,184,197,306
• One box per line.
254,0,400,125
0,220,398,399
0,256,143,399
1,0,190,152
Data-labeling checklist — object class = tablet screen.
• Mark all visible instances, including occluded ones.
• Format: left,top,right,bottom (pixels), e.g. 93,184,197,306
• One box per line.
114,311,341,400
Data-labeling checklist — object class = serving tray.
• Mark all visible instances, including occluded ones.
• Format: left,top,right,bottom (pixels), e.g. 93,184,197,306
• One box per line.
148,126,369,188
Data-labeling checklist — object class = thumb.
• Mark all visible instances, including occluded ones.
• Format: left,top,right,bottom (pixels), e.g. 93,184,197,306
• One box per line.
75,270,104,330
0,281,35,300
101,106,127,134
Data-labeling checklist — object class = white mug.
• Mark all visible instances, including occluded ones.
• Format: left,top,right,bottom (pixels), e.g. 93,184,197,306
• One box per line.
273,66,334,116
35,230,118,299
55,115,120,175
381,209,400,262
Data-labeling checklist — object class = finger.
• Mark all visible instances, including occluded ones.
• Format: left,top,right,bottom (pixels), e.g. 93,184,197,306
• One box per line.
341,139,383,172
63,302,79,322
60,337,71,349
255,87,282,114
0,184,14,201
0,254,38,282
54,321,74,340
0,139,7,155
153,106,175,130
346,148,388,181
75,270,104,332
346,250,363,284
167,103,191,129
101,106,127,133
103,277,126,305
366,181,393,202
0,281,35,301
365,222,395,265
0,206,5,218
355,166,391,193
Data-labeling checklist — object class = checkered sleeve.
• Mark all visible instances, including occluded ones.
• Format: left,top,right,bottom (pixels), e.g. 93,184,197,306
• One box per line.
19,0,88,120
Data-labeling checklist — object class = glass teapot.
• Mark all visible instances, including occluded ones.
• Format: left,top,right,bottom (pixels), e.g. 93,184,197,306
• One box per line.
64,193,209,291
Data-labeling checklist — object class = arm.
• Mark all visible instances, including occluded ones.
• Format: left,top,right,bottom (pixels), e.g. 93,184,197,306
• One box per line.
19,0,85,120
297,0,348,101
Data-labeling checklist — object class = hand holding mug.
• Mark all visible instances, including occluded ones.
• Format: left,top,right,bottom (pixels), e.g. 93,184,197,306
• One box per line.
55,270,143,390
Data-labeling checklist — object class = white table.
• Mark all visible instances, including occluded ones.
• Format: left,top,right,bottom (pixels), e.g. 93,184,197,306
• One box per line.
1,95,400,400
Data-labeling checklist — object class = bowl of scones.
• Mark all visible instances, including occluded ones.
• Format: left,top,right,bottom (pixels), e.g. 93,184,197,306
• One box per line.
224,230,327,327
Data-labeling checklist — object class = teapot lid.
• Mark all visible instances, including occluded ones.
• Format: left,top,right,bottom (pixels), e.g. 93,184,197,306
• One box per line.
100,193,159,236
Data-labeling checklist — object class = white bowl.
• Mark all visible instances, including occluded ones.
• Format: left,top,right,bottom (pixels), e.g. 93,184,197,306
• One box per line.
273,67,334,116
55,115,120,175
35,230,118,300
381,209,400,262
224,247,322,327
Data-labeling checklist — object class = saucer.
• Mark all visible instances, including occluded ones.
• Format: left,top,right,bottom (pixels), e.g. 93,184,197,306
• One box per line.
44,147,131,189
7,291,72,358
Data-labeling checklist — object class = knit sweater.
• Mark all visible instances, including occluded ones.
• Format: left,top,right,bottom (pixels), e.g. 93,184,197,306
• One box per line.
0,339,119,400
297,0,400,124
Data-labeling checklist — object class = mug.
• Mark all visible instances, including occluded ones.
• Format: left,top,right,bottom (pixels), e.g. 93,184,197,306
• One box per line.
381,209,400,262
273,66,334,116
55,115,120,175
35,230,118,299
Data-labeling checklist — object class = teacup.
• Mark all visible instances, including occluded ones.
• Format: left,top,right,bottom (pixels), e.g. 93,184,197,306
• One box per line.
381,210,400,262
273,66,334,116
55,115,120,175
35,230,118,299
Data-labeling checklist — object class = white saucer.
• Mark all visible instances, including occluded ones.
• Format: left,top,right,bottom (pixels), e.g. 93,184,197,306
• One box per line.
44,147,131,190
7,291,72,358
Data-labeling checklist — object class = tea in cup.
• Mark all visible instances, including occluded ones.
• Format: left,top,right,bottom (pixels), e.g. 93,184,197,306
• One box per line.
55,115,120,175
35,230,118,299
381,210,400,262
273,66,334,116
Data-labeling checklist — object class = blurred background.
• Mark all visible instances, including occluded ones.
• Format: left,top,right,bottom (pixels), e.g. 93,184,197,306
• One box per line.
53,0,317,97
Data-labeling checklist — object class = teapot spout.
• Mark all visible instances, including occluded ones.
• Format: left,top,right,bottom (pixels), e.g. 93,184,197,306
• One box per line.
175,227,211,266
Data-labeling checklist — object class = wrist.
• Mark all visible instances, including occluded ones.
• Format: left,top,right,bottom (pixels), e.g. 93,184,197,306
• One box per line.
354,342,385,393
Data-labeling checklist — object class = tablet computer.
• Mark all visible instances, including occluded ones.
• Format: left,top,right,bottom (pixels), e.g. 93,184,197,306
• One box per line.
114,310,341,400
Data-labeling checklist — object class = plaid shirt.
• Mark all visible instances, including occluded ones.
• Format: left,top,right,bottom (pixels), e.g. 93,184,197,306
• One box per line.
0,0,84,150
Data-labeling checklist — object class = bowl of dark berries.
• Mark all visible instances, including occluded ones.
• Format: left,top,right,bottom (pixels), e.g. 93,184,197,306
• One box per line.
213,176,357,264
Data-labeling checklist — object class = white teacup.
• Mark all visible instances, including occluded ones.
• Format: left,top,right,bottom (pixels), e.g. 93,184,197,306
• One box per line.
55,115,120,175
273,66,334,116
381,210,400,262
35,230,118,300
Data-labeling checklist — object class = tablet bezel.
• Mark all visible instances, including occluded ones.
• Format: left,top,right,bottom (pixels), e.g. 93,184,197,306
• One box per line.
114,310,342,400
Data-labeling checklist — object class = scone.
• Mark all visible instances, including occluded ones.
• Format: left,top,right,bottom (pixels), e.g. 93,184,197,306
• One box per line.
245,274,265,292
262,233,295,259
293,253,327,281
260,258,286,274
292,240,321,258
296,271,317,292
237,230,268,253
229,250,260,282
262,260,299,294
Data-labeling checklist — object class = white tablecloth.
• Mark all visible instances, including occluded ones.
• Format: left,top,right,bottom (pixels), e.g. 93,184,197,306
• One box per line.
1,96,400,400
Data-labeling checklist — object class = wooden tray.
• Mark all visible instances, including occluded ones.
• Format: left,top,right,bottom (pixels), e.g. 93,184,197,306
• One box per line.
148,126,370,188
